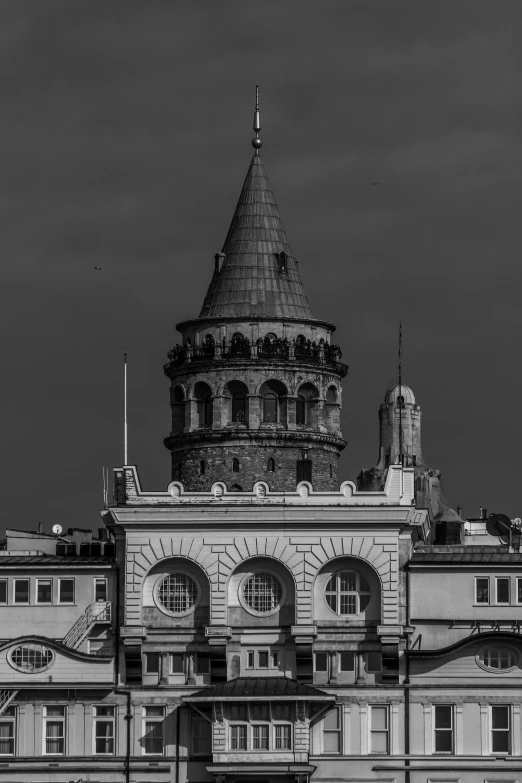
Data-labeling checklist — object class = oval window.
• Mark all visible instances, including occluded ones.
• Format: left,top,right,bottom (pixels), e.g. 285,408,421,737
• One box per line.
241,572,284,616
155,573,199,616
477,646,519,671
9,643,54,673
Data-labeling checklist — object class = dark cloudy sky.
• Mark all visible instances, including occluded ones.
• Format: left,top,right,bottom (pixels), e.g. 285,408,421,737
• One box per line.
1,0,521,537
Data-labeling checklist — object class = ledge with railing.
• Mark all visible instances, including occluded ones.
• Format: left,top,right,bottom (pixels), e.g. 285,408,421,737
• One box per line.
165,335,348,375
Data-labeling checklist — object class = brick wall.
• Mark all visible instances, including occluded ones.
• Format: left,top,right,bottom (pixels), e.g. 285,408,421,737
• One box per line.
170,441,341,492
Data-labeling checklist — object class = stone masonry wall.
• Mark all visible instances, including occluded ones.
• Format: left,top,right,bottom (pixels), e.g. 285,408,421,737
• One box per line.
171,441,340,492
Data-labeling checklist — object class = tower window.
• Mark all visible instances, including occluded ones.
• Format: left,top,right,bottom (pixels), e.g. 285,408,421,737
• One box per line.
200,460,205,475
232,393,246,423
275,251,287,273
329,463,333,479
232,458,240,473
204,395,213,426
263,393,278,422
296,395,306,425
267,458,275,472
397,395,404,407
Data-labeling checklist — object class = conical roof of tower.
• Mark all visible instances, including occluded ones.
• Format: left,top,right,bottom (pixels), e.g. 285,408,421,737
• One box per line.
199,153,313,320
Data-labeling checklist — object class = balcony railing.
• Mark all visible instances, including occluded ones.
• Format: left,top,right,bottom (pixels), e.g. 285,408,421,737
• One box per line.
166,336,347,374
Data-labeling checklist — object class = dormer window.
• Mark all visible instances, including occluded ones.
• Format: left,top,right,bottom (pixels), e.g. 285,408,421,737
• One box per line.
275,251,287,273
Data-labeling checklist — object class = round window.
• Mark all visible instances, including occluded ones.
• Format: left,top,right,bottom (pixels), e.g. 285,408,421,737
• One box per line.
154,573,199,616
325,570,372,615
477,646,519,672
9,643,54,673
241,572,284,616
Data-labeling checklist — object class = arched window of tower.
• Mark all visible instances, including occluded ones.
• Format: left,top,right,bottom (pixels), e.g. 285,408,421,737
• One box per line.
203,333,215,356
194,381,213,427
230,332,245,356
267,457,275,472
263,393,277,422
296,382,319,428
260,380,288,426
325,385,340,433
296,394,306,425
172,386,185,435
200,460,206,475
226,380,249,425
232,458,240,473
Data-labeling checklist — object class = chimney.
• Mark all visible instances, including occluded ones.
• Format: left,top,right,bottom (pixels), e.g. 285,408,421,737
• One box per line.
457,505,462,517
38,521,43,534
480,507,488,520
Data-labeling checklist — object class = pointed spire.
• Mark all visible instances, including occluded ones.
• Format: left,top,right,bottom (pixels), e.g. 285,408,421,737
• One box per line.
199,92,313,320
252,85,262,153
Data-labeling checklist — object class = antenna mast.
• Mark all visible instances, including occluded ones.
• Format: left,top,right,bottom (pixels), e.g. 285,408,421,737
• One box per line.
398,323,403,466
124,351,128,465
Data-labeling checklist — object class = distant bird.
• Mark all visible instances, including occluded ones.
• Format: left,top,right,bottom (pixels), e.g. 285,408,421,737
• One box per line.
94,266,102,270
371,182,381,186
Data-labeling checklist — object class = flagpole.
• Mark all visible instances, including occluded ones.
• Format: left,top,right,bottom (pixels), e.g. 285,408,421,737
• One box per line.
398,323,403,466
124,351,128,465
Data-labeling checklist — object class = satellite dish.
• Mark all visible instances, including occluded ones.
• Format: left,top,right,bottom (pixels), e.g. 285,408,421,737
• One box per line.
486,513,514,544
52,524,63,536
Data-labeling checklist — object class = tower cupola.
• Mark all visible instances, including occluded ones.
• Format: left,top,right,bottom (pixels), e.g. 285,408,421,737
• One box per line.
163,90,347,491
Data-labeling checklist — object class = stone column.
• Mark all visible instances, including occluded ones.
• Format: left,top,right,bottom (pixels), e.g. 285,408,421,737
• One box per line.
248,395,261,429
186,398,199,431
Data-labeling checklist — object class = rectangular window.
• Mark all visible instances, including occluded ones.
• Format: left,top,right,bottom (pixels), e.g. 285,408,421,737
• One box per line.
370,705,389,754
275,724,291,750
13,579,29,605
340,651,355,672
272,650,279,668
258,650,269,668
58,579,75,604
491,705,511,754
145,653,160,674
323,706,341,753
315,652,328,672
36,579,52,604
142,706,164,755
0,580,7,604
496,578,510,604
94,578,107,602
476,577,490,604
196,653,210,674
247,650,254,669
0,708,15,755
252,724,269,750
517,577,522,604
192,714,211,755
169,653,184,674
93,706,115,755
43,706,66,755
231,724,247,750
434,705,453,753
366,652,382,672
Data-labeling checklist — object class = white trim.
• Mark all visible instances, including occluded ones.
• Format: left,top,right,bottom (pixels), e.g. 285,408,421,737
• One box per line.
92,705,116,756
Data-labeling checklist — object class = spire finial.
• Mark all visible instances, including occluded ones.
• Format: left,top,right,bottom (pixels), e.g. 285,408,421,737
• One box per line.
252,85,262,152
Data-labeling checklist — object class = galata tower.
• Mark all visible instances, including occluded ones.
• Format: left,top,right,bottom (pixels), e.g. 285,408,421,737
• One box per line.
164,89,347,491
